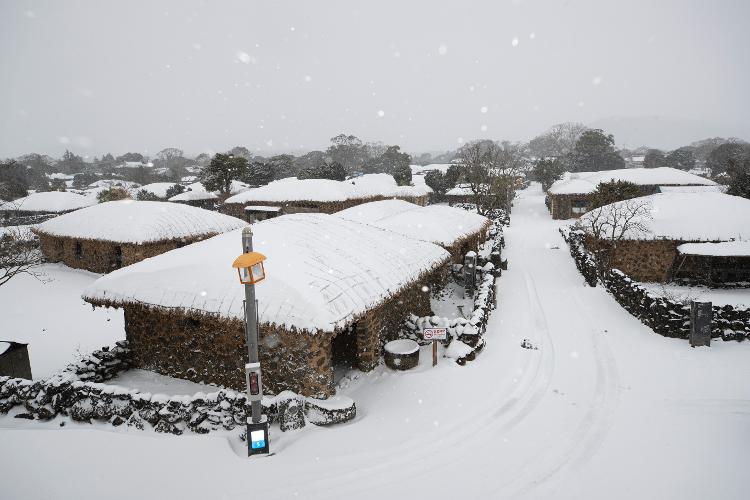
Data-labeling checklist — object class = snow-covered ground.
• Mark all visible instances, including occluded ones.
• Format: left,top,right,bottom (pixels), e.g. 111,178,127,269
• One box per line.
1,183,749,500
0,263,124,378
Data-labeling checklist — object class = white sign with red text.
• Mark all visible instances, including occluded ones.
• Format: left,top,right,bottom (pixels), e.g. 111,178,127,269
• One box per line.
423,328,447,341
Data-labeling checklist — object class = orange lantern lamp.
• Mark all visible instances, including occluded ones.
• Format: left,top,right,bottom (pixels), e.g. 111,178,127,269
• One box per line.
232,252,267,285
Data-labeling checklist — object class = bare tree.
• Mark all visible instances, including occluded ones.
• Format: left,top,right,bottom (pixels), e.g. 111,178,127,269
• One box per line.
574,198,653,277
457,140,527,214
0,225,45,287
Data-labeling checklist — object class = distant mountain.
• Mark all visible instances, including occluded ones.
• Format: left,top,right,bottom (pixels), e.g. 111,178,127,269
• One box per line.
588,116,746,151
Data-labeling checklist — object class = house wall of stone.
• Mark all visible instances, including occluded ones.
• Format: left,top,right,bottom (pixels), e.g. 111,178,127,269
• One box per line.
353,267,445,370
445,224,491,263
549,194,587,220
122,304,337,398
584,237,680,282
36,233,214,274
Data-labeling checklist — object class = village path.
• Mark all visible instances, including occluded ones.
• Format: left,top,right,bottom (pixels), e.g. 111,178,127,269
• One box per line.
1,183,748,500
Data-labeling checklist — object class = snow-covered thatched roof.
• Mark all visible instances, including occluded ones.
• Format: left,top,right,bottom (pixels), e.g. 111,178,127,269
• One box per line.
677,241,750,257
82,213,450,333
33,200,246,244
224,174,430,205
335,199,490,247
548,167,715,195
168,190,218,202
0,191,96,213
578,192,750,242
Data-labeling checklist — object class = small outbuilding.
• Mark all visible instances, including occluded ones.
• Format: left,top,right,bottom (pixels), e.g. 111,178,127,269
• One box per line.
82,213,450,398
0,341,32,380
168,189,219,210
577,192,750,283
548,167,716,220
334,199,491,262
672,241,750,286
33,200,246,273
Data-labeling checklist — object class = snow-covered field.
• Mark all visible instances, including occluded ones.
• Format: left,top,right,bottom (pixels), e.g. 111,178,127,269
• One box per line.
0,263,124,378
1,183,749,500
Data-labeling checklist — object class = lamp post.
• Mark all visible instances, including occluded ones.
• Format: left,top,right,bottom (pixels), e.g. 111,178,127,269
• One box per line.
232,226,270,456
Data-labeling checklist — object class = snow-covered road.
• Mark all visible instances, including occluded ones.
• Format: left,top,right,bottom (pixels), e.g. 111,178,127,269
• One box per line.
2,183,748,500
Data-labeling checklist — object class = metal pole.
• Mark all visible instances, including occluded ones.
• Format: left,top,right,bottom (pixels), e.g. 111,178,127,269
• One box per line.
241,226,262,424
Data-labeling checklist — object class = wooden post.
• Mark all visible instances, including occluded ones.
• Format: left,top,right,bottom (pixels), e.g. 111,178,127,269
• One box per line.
432,340,437,367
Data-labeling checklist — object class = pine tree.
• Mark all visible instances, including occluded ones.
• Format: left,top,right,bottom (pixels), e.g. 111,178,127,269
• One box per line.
200,153,248,195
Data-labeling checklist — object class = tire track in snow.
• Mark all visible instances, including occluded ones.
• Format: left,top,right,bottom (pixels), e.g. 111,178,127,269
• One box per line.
286,263,558,499
498,255,622,497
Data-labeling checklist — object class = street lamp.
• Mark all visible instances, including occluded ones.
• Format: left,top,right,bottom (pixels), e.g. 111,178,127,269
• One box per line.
232,226,270,456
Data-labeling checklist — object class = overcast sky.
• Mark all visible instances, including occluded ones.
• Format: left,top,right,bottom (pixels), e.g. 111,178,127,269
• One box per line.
1,0,748,158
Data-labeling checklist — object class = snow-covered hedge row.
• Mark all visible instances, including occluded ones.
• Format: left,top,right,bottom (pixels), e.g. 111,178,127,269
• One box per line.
0,341,356,434
561,228,750,341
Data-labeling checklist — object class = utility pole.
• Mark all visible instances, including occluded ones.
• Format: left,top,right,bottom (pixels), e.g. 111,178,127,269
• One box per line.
240,226,269,455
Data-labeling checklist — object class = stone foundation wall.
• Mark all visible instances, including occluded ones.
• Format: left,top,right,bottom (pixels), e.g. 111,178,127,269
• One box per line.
36,233,214,274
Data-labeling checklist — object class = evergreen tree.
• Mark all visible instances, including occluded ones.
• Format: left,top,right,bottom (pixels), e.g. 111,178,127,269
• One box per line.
136,189,160,201
665,147,696,171
532,158,565,191
97,187,130,203
244,161,275,186
726,157,750,199
568,129,625,172
165,184,186,199
706,143,748,175
643,149,667,169
588,180,643,209
200,153,248,195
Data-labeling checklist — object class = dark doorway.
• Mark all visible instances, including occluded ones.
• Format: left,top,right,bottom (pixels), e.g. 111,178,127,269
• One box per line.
330,325,358,383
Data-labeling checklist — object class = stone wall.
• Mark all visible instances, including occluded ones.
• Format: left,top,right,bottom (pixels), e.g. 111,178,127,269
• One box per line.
562,228,750,341
0,341,355,434
36,233,215,274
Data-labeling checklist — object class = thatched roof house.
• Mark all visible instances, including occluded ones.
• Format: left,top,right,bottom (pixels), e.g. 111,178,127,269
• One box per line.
577,192,750,283
222,174,431,220
83,213,450,398
548,167,716,219
168,189,218,210
334,199,491,262
33,200,246,273
0,191,96,218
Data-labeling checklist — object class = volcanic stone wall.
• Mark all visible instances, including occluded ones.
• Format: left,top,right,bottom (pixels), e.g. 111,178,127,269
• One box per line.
36,233,213,274
562,228,750,341
0,341,355,434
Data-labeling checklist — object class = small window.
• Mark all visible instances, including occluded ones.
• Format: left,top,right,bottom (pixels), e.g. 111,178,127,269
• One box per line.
74,241,82,259
114,246,123,268
571,199,588,214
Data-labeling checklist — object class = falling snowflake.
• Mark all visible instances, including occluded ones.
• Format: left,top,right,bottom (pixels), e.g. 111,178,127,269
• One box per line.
529,32,536,40
457,137,465,144
377,110,385,117
58,136,70,144
437,43,448,55
480,106,488,114
236,51,256,64
592,76,602,85
578,101,585,107
480,124,488,132
511,37,519,47
304,75,312,82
